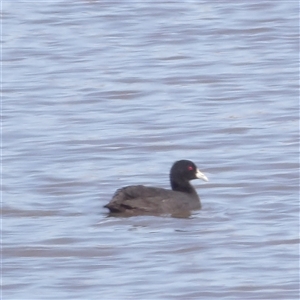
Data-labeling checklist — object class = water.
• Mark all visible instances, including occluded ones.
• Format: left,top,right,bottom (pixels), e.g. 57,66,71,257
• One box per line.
3,1,299,299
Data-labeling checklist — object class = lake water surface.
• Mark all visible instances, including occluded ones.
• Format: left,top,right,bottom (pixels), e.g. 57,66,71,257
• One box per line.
3,1,299,299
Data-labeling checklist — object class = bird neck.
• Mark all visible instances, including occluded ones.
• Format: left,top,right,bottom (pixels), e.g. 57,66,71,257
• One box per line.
171,179,196,194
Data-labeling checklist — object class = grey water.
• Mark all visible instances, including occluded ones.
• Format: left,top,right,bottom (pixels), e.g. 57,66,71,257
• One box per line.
3,1,299,299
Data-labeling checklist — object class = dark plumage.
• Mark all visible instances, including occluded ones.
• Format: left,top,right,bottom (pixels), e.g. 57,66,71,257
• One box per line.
104,160,208,216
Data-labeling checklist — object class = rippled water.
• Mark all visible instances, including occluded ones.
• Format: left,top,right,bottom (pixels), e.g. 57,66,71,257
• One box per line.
3,1,299,299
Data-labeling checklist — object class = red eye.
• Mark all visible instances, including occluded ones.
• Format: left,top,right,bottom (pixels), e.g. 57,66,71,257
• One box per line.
188,166,193,171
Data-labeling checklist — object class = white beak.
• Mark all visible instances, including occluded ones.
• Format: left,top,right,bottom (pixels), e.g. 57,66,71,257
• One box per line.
195,169,208,182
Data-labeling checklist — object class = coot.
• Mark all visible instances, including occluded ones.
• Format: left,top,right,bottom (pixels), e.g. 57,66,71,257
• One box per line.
104,160,208,216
